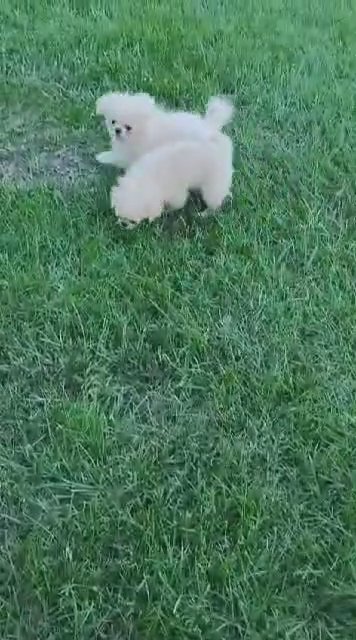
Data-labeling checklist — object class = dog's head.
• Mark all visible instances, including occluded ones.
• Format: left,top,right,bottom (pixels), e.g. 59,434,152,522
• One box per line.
96,92,156,144
111,174,161,224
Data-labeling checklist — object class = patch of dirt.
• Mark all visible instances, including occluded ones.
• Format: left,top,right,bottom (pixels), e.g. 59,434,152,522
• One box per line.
0,144,98,188
0,104,104,188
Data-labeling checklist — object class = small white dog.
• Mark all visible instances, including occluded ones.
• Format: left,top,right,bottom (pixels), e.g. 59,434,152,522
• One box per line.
96,92,234,168
110,133,233,225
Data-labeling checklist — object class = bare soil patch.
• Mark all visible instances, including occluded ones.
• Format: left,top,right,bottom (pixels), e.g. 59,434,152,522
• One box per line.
0,143,98,188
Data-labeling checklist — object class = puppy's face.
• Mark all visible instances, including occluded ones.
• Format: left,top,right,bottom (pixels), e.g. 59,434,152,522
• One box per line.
96,92,156,146
109,119,132,142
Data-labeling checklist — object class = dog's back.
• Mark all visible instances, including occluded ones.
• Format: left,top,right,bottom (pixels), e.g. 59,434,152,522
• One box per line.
132,134,233,206
112,133,233,224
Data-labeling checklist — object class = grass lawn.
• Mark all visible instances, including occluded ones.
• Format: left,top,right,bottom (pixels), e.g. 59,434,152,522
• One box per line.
1,0,356,638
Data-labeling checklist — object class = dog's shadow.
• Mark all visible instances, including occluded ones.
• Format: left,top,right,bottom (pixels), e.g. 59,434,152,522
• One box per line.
97,170,224,239
160,191,222,239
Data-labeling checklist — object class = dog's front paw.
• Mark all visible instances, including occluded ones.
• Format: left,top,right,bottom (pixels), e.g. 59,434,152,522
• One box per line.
116,217,138,229
96,151,116,165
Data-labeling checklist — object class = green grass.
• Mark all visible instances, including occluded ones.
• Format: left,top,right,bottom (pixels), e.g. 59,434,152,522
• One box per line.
1,0,356,638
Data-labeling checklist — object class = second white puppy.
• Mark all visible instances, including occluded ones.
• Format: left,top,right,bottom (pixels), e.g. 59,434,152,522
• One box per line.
111,134,233,225
96,93,234,169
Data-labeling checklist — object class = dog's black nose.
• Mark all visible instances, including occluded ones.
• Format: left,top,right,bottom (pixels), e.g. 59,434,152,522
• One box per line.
115,127,122,136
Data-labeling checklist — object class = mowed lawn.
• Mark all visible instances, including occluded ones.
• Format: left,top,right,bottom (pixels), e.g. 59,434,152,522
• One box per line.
1,1,356,638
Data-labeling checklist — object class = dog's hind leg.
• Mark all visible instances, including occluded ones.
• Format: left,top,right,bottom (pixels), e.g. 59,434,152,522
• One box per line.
167,190,189,211
201,183,229,210
201,168,232,210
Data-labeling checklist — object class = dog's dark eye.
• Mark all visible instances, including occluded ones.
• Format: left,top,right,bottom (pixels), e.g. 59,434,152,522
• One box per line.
125,124,132,132
111,119,116,125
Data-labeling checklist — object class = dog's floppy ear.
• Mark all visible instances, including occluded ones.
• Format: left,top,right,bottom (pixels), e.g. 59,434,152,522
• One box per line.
137,92,155,105
96,93,118,116
96,91,155,116
136,93,156,113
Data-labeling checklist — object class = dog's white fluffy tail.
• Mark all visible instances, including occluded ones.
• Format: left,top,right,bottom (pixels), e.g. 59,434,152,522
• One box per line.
205,97,234,130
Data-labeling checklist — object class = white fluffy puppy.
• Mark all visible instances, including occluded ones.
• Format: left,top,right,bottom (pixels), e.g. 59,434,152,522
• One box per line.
110,134,233,225
96,92,234,168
